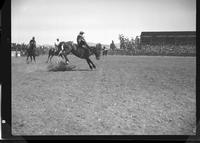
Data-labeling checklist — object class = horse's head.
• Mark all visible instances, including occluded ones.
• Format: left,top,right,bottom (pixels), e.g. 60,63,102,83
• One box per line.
59,41,74,52
93,43,102,60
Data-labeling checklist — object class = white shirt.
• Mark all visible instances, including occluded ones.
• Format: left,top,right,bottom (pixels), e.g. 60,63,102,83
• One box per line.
55,40,59,46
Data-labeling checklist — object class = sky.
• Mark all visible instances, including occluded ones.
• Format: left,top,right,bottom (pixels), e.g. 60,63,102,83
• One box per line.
11,0,196,45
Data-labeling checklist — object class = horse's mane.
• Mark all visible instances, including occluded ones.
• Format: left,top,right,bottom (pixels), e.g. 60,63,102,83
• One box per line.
65,41,73,44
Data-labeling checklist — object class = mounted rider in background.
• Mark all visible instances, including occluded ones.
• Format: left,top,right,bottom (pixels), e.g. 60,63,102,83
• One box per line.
77,31,90,55
29,37,36,49
55,38,60,51
55,38,64,56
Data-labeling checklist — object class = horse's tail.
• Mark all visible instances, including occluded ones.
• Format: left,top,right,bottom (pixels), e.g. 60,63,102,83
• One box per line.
48,48,54,55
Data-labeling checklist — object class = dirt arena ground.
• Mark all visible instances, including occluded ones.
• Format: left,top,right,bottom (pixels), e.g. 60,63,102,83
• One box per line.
12,55,196,135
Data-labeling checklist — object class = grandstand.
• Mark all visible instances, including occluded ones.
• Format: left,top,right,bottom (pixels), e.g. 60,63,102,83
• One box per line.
139,31,196,56
140,31,196,45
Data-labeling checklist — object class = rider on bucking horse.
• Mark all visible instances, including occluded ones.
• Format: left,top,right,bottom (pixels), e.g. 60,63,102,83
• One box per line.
77,31,90,55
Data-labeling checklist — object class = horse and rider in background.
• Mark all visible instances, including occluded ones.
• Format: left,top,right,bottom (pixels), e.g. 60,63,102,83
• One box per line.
102,46,108,56
26,37,36,63
46,38,67,63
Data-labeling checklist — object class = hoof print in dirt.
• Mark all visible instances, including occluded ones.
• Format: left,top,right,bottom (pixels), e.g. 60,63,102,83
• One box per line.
47,61,76,71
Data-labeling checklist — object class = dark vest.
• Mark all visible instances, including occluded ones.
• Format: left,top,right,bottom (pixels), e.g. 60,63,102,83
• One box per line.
30,40,36,48
77,35,85,46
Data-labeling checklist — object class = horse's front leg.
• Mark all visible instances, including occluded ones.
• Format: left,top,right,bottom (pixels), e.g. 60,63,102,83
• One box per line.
33,55,36,63
63,55,69,64
30,56,32,63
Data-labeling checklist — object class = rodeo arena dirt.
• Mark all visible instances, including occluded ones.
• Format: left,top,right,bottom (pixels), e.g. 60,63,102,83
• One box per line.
12,43,196,135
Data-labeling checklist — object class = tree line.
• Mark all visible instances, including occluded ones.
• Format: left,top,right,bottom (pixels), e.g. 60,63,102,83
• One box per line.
108,34,196,56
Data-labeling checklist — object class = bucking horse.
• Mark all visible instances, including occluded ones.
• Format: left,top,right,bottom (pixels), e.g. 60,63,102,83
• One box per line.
50,41,102,70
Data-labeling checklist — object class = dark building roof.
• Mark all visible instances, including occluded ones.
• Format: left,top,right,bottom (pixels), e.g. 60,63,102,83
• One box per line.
141,31,196,37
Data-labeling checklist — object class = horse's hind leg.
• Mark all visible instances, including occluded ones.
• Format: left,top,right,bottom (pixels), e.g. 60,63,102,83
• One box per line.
33,55,36,63
46,54,51,63
50,55,53,63
46,56,49,63
88,58,96,69
86,59,93,70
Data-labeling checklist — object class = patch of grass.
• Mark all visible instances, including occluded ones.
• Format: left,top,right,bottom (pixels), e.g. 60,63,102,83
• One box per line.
47,61,76,72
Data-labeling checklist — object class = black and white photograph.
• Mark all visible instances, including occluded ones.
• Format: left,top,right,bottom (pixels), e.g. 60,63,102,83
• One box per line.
11,0,196,136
